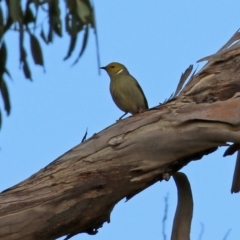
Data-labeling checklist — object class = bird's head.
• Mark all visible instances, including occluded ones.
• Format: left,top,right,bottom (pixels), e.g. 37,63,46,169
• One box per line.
100,62,129,78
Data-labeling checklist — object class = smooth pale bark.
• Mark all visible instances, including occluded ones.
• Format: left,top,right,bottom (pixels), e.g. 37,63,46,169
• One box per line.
1,31,240,240
171,173,193,240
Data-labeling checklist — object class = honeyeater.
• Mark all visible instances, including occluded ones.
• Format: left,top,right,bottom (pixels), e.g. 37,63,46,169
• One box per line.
100,62,148,120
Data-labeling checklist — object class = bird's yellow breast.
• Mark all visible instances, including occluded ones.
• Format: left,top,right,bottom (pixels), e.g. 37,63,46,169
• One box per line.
110,75,147,114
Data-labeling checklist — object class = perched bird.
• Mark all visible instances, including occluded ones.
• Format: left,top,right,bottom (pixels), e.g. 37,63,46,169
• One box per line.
100,62,148,120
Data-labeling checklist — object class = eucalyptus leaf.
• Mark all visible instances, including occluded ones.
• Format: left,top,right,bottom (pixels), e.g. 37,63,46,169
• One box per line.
0,78,11,115
30,33,44,67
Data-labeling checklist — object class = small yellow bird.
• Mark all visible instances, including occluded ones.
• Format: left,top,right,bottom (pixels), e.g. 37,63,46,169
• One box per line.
101,62,148,119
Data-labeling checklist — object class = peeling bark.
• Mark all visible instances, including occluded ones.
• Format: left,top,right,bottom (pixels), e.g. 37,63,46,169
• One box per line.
171,172,193,240
1,30,240,240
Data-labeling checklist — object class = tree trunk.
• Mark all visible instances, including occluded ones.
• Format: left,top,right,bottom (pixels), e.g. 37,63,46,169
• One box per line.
1,31,240,240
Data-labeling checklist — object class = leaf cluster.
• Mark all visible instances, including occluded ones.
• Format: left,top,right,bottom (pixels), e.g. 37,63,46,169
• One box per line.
0,0,98,128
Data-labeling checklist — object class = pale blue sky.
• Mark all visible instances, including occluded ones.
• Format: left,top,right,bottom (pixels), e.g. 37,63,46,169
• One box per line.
1,1,240,239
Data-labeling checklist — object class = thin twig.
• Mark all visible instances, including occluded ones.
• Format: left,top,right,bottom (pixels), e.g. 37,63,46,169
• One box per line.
162,193,169,240
198,222,204,240
222,229,231,240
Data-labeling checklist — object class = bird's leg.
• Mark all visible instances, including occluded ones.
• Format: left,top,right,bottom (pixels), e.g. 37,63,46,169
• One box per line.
118,112,128,120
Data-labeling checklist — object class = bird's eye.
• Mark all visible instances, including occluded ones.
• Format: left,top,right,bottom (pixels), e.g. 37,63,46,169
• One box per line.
111,66,115,68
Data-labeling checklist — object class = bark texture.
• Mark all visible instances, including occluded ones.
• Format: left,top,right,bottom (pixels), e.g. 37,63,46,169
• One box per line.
1,31,240,240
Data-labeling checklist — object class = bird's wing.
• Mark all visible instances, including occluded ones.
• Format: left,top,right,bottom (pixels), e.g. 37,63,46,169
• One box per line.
131,75,149,109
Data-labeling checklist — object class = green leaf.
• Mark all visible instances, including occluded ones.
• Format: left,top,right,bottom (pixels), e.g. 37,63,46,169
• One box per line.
19,24,25,63
23,60,32,81
32,0,39,31
52,1,62,37
71,15,84,35
65,4,83,35
0,78,11,115
48,0,62,41
4,68,13,81
76,0,91,23
65,13,70,34
20,46,27,64
0,6,3,40
40,27,48,44
0,6,3,27
0,109,2,129
24,5,35,25
79,26,89,57
0,42,7,75
64,35,77,60
47,24,53,43
9,0,22,22
65,0,76,11
20,45,33,80
29,33,44,67
72,25,89,65
54,23,62,37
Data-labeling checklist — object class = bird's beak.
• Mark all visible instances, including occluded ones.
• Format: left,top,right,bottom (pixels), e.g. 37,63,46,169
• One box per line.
100,66,106,70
